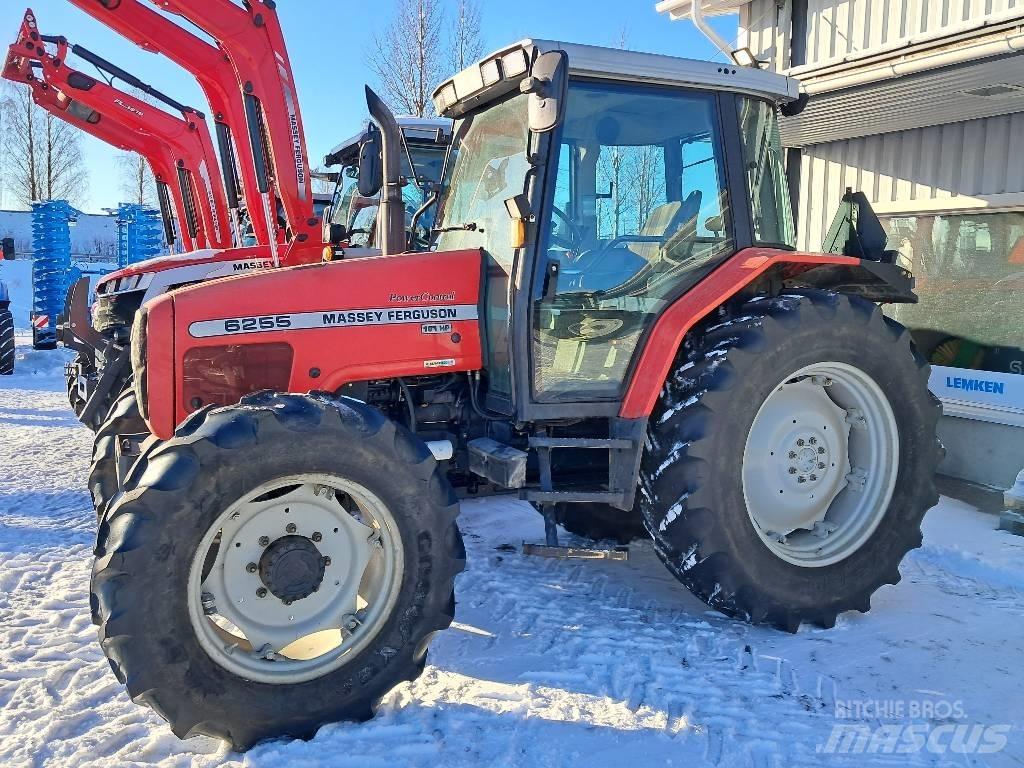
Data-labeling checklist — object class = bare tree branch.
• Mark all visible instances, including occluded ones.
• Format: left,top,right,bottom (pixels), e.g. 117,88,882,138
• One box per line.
2,83,88,208
449,0,483,73
367,0,446,117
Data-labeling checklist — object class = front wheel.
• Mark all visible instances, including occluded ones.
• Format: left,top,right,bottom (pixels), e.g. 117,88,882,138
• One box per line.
91,393,464,749
88,389,148,521
641,291,941,631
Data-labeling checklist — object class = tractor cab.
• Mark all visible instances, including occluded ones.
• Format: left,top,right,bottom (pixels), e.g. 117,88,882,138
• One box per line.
427,40,798,419
322,117,453,254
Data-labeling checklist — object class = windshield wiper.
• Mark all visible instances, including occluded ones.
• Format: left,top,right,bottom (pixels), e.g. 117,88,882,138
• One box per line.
433,222,484,234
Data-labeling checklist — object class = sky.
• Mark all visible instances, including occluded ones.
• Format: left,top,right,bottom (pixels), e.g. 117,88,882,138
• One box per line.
0,0,739,214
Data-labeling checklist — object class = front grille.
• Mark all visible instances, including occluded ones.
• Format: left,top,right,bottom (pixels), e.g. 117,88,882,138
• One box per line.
93,291,145,336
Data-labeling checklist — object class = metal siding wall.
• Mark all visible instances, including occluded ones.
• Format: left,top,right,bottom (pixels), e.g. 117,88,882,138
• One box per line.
742,0,1024,69
796,113,1024,249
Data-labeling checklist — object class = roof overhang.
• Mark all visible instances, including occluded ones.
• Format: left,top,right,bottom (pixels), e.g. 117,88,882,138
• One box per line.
654,0,744,20
781,24,1024,147
432,38,799,119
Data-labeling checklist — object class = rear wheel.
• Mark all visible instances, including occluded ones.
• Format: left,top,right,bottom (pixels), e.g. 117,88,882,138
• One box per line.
538,502,648,544
641,291,941,631
0,308,14,375
91,392,464,749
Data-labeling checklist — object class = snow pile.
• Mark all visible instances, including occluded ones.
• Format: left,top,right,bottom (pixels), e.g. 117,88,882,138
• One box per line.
0,352,1021,767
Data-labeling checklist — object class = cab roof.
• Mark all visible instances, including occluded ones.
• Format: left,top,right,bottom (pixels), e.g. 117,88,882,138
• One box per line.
324,117,453,167
433,38,799,118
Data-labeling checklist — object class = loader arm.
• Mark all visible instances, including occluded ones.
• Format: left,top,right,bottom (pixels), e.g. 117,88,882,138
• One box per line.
16,10,232,250
66,0,270,246
151,0,319,264
3,47,192,250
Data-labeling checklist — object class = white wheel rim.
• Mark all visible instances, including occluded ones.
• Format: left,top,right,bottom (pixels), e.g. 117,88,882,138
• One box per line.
186,474,404,684
741,362,899,567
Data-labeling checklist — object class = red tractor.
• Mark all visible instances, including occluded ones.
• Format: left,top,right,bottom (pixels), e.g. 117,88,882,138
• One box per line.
92,40,940,749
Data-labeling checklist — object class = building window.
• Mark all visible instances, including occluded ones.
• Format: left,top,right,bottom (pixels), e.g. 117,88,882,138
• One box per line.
880,211,1024,376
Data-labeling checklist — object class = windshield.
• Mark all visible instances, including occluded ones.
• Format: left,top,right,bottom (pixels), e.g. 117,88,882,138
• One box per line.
434,93,531,399
327,139,451,249
408,143,447,190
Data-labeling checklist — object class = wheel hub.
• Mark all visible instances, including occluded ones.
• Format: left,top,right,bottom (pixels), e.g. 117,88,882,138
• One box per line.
258,535,327,602
188,476,404,685
785,433,831,486
741,363,900,567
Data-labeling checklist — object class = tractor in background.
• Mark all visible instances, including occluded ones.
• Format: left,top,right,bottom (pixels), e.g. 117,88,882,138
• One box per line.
0,237,15,375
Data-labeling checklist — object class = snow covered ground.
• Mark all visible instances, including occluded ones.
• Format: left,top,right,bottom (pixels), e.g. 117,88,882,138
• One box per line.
1,346,1022,767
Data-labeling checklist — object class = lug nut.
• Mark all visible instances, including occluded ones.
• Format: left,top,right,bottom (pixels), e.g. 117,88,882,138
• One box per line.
286,523,297,534
283,599,293,606
312,531,322,542
788,451,797,459
323,556,332,567
256,587,267,598
258,536,270,547
797,476,807,484
818,462,826,470
818,447,826,455
246,562,258,574
788,467,797,475
809,474,818,482
808,437,817,445
796,438,805,447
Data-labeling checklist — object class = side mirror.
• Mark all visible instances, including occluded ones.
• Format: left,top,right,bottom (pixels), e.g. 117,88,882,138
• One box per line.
357,128,383,198
524,50,568,133
2,237,14,260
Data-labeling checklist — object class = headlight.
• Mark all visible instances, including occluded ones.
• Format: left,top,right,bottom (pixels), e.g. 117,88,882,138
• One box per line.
181,343,293,413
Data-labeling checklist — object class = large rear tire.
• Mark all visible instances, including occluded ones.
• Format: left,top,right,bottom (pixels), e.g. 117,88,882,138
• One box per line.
88,389,148,521
538,502,648,544
0,309,14,375
640,291,941,631
91,392,465,750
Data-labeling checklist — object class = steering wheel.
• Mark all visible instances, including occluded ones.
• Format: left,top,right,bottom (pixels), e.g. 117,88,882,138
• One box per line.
550,206,581,252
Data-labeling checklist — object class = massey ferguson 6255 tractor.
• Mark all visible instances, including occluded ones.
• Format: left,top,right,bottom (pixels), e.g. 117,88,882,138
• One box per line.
92,40,940,749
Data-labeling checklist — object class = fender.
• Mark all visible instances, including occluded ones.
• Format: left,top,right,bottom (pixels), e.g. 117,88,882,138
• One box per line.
142,249,484,438
620,248,914,419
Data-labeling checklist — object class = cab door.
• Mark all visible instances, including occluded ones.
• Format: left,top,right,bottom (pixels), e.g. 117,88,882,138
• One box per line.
527,80,737,411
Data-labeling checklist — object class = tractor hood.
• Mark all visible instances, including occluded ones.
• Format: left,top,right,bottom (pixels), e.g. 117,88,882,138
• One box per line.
96,245,274,298
138,248,484,438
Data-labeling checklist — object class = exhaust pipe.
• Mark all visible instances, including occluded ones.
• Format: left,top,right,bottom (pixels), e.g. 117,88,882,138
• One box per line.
364,86,406,256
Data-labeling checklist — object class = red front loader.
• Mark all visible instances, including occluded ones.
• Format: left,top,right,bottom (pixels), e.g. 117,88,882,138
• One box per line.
93,41,941,749
30,1,325,433
3,45,204,254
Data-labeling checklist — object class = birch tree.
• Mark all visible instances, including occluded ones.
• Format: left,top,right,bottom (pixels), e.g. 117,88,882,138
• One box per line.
117,151,157,206
368,0,446,117
449,0,483,72
1,84,88,207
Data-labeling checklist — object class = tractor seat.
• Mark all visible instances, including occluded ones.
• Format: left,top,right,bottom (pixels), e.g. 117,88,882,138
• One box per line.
628,190,702,265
